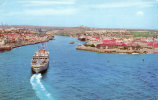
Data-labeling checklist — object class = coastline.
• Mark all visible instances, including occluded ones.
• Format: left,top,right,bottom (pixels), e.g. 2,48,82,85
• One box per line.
76,45,158,54
0,36,54,52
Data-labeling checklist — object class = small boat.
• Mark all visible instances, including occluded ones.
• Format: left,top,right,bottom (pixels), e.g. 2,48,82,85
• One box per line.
31,47,49,73
69,41,75,44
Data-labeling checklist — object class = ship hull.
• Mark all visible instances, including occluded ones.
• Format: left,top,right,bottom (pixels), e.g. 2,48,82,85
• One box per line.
31,62,49,73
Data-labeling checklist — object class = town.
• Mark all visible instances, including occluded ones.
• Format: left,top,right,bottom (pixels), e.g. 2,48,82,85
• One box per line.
1,25,158,54
76,29,158,54
0,28,54,51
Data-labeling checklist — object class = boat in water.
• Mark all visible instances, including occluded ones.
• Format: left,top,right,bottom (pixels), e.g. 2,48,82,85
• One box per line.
31,48,49,73
69,41,75,44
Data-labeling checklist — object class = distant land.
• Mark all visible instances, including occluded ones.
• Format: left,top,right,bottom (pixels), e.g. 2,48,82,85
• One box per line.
1,25,158,54
1,25,158,38
0,25,158,33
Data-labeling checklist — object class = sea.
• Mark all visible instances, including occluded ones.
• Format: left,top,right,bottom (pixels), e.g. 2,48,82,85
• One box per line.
0,35,158,100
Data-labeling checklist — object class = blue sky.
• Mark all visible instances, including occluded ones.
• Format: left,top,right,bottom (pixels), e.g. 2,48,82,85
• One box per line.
0,0,158,29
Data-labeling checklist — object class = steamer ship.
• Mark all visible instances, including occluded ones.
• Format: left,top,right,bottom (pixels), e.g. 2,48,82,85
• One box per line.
31,47,49,73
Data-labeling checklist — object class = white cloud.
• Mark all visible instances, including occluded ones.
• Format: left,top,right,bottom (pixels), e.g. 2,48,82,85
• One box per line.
4,8,76,16
88,1,154,8
19,0,75,6
137,11,144,15
24,8,76,15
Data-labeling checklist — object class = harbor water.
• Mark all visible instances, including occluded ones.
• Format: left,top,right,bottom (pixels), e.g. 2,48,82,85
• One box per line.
0,36,158,100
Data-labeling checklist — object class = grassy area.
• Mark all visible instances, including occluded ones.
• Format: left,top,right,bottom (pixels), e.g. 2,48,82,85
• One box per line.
84,44,95,47
39,33,46,35
113,32,119,34
130,32,157,37
55,33,70,36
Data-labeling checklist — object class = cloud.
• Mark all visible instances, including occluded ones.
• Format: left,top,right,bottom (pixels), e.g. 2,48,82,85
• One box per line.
4,8,76,16
3,0,77,16
19,0,76,6
24,8,76,15
137,11,144,15
88,1,154,8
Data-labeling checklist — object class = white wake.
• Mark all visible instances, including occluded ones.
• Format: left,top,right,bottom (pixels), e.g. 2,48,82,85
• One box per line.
30,73,54,100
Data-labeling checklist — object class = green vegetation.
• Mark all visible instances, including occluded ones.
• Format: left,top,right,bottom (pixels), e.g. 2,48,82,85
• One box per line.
130,31,157,37
71,34,75,37
91,44,95,47
0,34,3,37
84,44,89,47
113,32,119,34
136,45,142,49
49,37,54,40
39,33,46,35
123,46,128,50
84,44,95,47
87,34,92,36
55,33,70,36
120,46,128,50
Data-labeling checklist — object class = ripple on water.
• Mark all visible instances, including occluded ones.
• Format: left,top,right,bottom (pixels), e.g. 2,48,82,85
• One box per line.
0,36,158,100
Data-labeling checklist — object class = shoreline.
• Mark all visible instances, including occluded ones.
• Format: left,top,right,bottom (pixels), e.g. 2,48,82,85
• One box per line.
54,35,158,54
0,36,54,52
76,45,158,54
